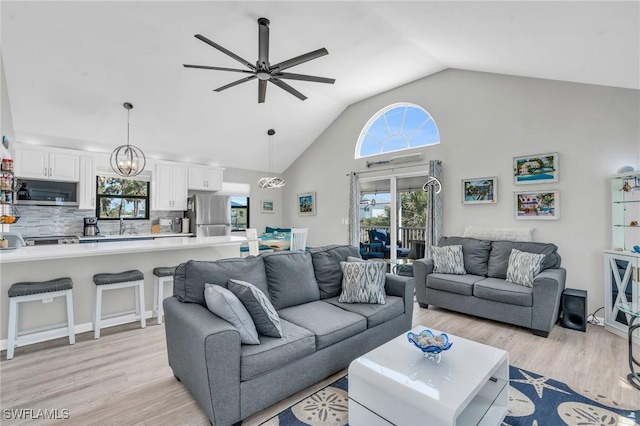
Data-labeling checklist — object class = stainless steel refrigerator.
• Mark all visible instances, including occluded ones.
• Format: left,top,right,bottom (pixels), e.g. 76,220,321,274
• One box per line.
187,194,231,237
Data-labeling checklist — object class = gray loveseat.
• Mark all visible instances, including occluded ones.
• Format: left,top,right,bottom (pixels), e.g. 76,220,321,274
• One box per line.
414,237,566,337
163,245,414,425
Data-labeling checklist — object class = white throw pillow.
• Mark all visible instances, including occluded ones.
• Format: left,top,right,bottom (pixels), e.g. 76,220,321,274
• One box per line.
339,261,386,304
227,279,283,338
431,245,466,275
463,225,534,242
505,249,546,287
203,283,260,345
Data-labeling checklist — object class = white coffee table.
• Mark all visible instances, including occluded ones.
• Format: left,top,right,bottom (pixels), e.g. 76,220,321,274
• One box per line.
348,325,509,425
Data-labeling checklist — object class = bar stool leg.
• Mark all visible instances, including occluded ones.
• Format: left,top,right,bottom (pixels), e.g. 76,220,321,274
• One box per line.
152,275,159,321
157,277,165,325
66,290,75,345
138,280,146,329
7,298,18,360
94,286,103,339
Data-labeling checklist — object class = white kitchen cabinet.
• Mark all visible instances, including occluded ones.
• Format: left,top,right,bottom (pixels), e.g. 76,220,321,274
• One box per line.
15,148,79,182
604,251,640,343
154,162,188,210
188,166,223,191
78,155,97,210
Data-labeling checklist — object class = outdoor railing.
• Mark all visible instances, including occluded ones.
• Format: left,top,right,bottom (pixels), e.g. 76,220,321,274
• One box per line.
359,226,425,249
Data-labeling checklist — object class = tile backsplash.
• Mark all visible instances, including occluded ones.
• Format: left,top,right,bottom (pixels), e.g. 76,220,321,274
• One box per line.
8,206,184,237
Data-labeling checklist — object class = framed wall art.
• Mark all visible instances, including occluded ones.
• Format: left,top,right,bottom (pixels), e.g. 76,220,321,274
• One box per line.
462,177,497,204
513,152,559,185
514,190,559,220
297,192,316,216
261,200,274,213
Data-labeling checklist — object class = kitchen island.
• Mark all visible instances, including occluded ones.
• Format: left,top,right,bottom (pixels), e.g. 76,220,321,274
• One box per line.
0,236,245,349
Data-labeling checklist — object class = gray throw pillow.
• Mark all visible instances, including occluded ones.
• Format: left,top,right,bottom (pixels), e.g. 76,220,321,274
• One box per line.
505,249,546,287
227,279,283,338
203,284,259,345
308,245,361,299
339,261,386,304
431,245,466,275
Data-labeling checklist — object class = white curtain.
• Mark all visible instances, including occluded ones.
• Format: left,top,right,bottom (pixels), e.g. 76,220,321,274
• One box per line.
348,172,360,247
425,160,443,258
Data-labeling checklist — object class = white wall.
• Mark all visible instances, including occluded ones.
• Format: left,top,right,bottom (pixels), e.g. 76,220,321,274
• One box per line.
1,51,16,150
282,69,640,311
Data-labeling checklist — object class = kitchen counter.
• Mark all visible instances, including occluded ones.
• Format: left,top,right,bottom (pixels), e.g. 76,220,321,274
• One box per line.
77,232,193,242
0,236,245,347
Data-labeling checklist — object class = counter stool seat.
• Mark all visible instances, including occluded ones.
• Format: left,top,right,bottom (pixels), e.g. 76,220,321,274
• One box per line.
93,269,145,339
7,277,75,360
153,266,176,325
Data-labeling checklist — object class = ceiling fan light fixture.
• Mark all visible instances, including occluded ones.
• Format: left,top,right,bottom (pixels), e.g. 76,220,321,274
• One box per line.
110,102,146,177
257,128,285,189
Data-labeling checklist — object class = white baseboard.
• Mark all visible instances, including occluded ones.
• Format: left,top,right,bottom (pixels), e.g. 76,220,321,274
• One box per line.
1,310,155,352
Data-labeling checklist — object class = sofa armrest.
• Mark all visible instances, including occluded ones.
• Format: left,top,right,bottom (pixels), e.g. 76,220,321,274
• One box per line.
163,297,242,425
384,274,415,328
413,258,433,307
531,268,566,335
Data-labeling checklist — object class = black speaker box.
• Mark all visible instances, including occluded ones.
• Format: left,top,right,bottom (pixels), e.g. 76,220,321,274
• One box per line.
562,288,587,332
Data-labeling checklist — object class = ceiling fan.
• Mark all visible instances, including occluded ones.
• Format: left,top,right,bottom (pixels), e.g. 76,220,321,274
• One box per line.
184,18,335,103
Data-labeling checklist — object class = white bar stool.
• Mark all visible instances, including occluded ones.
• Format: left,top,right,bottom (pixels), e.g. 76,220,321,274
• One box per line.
93,270,146,339
6,277,75,360
152,266,176,325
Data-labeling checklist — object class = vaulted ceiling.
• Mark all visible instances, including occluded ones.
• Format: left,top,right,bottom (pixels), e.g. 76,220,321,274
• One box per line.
2,1,638,173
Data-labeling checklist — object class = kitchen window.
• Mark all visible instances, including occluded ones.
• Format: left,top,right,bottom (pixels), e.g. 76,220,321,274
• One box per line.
96,176,150,220
231,196,249,231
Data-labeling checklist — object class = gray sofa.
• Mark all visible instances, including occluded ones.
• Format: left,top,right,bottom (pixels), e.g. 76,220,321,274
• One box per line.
414,237,566,337
163,244,414,426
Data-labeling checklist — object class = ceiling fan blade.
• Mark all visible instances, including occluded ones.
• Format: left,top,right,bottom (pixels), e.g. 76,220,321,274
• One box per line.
258,80,267,103
214,75,256,92
183,64,255,74
275,72,335,84
269,78,307,101
194,34,256,70
258,18,270,69
271,48,329,72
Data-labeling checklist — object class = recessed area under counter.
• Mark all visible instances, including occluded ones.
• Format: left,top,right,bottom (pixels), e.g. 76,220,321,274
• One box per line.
0,236,245,348
78,232,193,243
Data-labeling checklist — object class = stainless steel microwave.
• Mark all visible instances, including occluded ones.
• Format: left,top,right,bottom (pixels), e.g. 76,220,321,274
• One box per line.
14,179,79,206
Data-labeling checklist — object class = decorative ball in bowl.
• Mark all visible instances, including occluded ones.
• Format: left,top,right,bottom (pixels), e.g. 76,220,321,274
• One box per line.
407,329,452,355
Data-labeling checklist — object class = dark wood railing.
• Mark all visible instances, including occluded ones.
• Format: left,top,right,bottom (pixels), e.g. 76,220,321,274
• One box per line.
360,226,425,250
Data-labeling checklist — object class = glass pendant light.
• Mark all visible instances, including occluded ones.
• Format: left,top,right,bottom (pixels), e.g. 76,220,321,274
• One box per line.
110,102,146,177
257,129,285,189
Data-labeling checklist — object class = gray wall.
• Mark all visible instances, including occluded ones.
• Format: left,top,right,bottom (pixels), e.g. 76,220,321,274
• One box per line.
282,69,640,311
1,52,15,147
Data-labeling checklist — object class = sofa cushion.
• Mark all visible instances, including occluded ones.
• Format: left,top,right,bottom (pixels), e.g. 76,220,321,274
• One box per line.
203,284,260,345
505,249,546,287
339,261,386,304
308,245,361,299
487,241,560,279
325,295,404,328
174,257,268,306
439,236,492,276
228,279,283,338
262,251,320,310
473,277,533,307
239,319,316,381
426,273,484,296
431,245,466,275
278,301,367,350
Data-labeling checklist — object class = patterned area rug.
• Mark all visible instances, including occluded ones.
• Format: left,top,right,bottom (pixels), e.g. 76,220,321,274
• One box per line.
260,366,640,425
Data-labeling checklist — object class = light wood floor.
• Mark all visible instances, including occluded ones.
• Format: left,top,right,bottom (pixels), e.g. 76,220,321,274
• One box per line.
1,303,639,426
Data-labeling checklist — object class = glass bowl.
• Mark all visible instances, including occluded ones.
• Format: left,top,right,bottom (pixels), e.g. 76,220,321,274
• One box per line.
407,329,452,356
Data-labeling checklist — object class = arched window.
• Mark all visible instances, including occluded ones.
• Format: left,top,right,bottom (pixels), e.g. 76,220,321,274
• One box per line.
355,103,440,158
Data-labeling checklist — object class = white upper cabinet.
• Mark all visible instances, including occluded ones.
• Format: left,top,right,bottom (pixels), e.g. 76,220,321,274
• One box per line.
188,166,223,191
78,155,97,210
154,162,188,211
15,148,79,182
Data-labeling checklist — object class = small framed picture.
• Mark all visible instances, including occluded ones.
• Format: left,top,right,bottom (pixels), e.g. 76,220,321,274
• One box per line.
462,177,497,204
261,200,274,214
515,190,559,220
513,152,559,185
297,192,317,216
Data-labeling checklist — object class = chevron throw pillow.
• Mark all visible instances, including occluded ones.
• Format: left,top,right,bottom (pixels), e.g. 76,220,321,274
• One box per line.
431,245,466,275
505,249,546,287
338,261,386,304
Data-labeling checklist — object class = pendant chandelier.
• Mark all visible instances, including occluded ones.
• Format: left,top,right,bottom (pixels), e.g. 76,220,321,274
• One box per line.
110,102,146,177
257,129,285,189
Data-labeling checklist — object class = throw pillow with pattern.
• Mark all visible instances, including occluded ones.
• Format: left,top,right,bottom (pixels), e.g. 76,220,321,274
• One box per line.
339,261,386,304
431,245,466,275
227,279,283,338
505,249,546,287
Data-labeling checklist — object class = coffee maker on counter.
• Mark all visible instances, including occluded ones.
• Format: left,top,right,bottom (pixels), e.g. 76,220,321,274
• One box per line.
83,217,100,236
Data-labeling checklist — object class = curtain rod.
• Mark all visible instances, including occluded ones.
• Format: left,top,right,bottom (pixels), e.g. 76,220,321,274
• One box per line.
346,162,431,176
